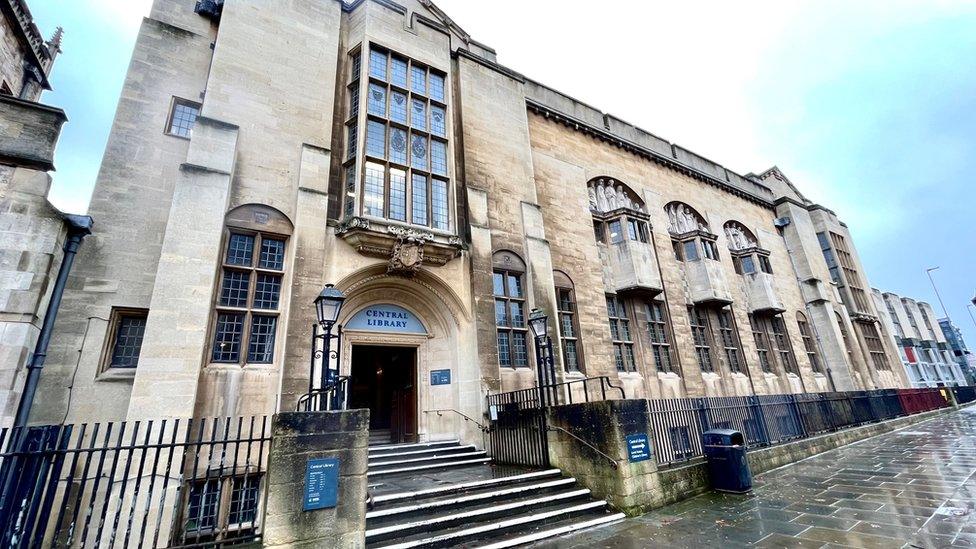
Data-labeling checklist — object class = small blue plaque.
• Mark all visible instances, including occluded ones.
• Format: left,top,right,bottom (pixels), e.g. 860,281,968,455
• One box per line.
430,369,451,386
626,433,651,463
303,457,339,511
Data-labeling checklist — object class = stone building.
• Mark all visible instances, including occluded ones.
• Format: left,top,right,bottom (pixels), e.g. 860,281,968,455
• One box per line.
938,317,975,385
0,0,61,100
18,0,910,442
872,289,967,387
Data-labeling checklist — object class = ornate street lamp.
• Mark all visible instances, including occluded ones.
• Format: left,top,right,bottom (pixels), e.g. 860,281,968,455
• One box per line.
528,308,549,339
529,308,557,406
303,284,347,411
314,284,346,328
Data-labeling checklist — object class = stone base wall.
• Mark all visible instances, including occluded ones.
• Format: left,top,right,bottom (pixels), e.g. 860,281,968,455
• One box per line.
263,410,369,548
548,399,970,517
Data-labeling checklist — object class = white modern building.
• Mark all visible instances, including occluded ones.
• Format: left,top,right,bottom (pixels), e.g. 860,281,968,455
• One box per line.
873,289,967,387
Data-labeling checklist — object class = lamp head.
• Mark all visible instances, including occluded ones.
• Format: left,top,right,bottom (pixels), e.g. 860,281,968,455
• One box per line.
528,308,549,339
314,284,346,327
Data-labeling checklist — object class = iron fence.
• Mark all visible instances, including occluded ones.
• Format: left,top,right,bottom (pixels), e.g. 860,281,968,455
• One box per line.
650,388,951,466
953,385,976,405
0,416,270,548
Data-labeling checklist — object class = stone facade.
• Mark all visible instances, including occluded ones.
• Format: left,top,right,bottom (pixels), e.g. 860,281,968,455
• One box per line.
20,0,911,440
873,289,968,387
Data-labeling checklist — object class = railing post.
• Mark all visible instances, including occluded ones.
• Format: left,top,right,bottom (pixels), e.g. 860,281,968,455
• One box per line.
790,394,808,438
696,398,710,434
751,395,772,447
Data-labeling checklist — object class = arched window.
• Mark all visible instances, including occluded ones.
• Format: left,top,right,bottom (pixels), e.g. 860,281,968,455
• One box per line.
665,202,719,262
724,220,772,275
554,271,583,373
492,251,528,368
796,312,823,374
210,205,293,365
836,311,855,366
588,177,650,246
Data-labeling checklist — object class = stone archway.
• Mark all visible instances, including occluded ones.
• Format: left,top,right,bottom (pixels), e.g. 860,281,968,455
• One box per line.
334,266,477,443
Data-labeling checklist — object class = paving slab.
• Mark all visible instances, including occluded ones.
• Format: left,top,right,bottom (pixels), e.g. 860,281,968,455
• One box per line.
530,406,976,548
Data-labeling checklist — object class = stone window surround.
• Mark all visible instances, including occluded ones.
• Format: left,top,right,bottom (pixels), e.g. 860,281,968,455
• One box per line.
164,96,201,140
97,306,150,379
209,229,288,367
607,294,637,373
554,271,584,374
343,41,454,235
492,251,529,369
591,208,651,246
670,229,720,263
796,311,824,375
730,246,773,276
644,298,676,374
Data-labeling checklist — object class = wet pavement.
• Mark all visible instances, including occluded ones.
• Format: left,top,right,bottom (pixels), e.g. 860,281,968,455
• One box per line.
534,406,976,548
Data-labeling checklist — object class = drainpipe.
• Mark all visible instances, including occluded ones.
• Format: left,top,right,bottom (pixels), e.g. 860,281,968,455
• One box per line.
12,214,93,429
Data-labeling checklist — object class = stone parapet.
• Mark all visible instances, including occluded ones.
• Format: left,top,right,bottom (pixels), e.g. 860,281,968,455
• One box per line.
263,410,369,548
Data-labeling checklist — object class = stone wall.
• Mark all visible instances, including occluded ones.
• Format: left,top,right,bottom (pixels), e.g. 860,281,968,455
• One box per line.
0,97,68,428
263,410,369,548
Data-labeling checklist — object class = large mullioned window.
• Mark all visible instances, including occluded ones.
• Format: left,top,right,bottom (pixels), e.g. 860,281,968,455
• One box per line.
555,272,583,373
345,45,450,231
689,306,714,372
212,232,286,365
796,312,823,374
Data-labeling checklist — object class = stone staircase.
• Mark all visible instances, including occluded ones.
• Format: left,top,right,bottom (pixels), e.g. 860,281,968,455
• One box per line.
365,440,624,548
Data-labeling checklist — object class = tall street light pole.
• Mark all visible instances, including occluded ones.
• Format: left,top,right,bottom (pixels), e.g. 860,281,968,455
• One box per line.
925,266,953,321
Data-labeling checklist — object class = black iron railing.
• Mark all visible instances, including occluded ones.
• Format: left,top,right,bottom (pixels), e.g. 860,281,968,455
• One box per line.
296,376,350,412
952,385,976,405
0,416,270,548
649,388,951,467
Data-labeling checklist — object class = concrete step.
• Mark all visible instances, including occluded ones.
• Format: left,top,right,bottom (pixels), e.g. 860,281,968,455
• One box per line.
369,450,488,469
367,499,612,548
366,477,578,521
367,456,492,477
369,468,563,506
368,439,461,456
470,511,627,548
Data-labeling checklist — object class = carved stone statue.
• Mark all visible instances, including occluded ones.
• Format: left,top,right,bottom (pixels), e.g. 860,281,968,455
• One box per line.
724,222,756,250
588,186,598,212
666,202,707,234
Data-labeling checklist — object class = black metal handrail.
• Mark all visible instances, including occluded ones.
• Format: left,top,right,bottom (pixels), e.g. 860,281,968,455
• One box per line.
296,376,350,412
486,376,625,409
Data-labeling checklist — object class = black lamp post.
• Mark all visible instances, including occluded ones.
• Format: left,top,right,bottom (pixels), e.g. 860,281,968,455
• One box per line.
309,284,346,409
529,308,557,407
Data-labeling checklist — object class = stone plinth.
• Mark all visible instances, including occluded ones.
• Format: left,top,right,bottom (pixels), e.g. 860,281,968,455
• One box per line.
263,410,369,548
547,399,659,515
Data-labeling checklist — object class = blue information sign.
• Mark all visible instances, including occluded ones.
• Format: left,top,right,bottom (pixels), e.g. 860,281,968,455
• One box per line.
345,304,428,334
626,433,651,463
430,369,451,386
303,457,339,511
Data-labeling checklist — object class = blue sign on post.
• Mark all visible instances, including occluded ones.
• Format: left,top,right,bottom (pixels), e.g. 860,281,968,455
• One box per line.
303,457,339,511
626,433,651,463
430,369,451,385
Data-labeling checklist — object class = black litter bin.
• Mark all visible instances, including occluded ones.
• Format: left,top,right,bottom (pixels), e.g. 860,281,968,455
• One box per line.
702,429,752,493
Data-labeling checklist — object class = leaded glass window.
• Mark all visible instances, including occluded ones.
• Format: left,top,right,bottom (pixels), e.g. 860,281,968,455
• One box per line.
167,98,200,138
750,314,774,374
109,311,148,368
718,309,743,373
346,45,451,230
212,231,285,365
646,300,674,373
608,295,636,372
770,316,797,374
797,312,823,374
494,266,528,368
557,284,583,372
690,306,713,372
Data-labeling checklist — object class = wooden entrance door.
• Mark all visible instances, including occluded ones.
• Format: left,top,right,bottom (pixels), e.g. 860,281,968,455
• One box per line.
350,345,417,444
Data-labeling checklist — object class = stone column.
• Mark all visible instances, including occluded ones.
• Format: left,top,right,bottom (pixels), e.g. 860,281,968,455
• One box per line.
126,117,239,419
263,410,369,548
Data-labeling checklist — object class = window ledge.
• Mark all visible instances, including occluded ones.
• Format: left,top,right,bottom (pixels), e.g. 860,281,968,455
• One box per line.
656,371,681,379
617,372,643,379
96,368,137,382
335,216,464,270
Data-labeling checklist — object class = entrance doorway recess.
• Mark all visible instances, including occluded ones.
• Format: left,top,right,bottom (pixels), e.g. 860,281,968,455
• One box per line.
350,345,417,444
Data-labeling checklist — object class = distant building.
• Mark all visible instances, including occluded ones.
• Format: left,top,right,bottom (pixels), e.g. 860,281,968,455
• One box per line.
873,289,967,387
0,0,62,100
939,318,975,385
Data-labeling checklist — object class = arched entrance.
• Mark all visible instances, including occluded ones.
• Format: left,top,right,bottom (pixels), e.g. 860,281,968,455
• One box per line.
335,266,471,445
